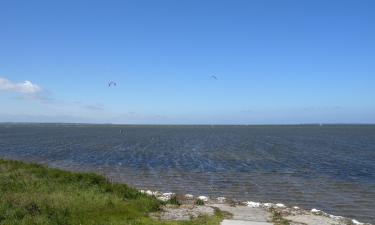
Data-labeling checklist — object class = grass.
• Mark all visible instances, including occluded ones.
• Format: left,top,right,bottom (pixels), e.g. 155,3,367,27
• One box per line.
270,207,290,225
165,195,180,206
0,159,224,225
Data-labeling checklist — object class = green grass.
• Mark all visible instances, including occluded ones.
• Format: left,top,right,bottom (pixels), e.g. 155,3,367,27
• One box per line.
165,195,180,206
0,159,223,225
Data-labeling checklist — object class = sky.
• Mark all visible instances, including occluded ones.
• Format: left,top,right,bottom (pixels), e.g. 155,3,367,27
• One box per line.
0,0,374,124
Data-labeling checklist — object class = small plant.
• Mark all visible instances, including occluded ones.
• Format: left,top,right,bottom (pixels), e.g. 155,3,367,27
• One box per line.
270,207,290,225
213,207,233,219
166,195,180,206
194,198,205,206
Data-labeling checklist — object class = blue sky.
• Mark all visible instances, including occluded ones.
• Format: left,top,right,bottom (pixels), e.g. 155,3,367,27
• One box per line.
0,0,374,124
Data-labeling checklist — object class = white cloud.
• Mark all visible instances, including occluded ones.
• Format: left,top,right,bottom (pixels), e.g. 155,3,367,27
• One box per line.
0,77,42,94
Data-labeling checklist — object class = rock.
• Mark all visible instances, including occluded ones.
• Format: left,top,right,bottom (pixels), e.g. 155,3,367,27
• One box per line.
184,194,194,199
246,201,261,208
275,203,286,208
198,196,209,202
328,214,344,220
311,208,321,213
157,192,175,202
217,197,226,203
352,219,364,225
262,203,272,208
153,191,161,197
162,192,174,197
158,196,170,202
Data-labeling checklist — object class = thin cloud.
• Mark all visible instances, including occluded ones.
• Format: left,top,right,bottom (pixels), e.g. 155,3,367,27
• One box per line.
241,109,255,113
302,106,343,111
0,77,54,103
14,94,55,103
0,77,42,94
84,104,104,111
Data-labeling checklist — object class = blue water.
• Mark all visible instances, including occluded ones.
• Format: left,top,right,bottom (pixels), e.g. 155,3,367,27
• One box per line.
0,124,374,223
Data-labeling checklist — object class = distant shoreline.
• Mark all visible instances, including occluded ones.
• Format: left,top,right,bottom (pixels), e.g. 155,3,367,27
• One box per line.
1,122,375,126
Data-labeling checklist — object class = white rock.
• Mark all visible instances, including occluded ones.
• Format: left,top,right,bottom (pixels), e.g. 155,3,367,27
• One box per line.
139,190,145,193
157,196,170,202
162,192,174,197
153,191,161,196
275,203,286,208
145,190,153,196
198,196,209,202
246,201,261,208
185,194,194,199
329,214,344,220
311,208,321,213
156,192,174,201
263,203,272,208
217,197,226,203
293,206,300,209
352,219,364,225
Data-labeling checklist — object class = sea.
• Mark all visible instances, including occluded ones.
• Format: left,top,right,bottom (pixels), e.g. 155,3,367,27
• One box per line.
0,124,374,223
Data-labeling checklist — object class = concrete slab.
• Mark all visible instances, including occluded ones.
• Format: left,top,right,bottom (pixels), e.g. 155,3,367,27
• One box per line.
221,219,273,225
210,204,271,222
156,205,215,221
285,214,342,225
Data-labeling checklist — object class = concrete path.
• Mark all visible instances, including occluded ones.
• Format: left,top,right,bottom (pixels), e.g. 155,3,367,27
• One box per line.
221,219,273,225
285,214,342,225
208,204,273,225
210,204,271,221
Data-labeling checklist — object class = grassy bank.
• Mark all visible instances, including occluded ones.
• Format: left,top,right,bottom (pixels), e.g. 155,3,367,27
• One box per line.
0,159,223,225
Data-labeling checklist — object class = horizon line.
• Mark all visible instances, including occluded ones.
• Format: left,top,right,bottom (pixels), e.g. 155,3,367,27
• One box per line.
1,122,374,126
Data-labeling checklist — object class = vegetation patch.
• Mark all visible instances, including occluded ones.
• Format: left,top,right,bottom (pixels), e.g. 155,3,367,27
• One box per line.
165,195,181,206
0,159,223,225
270,207,291,225
194,199,205,206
